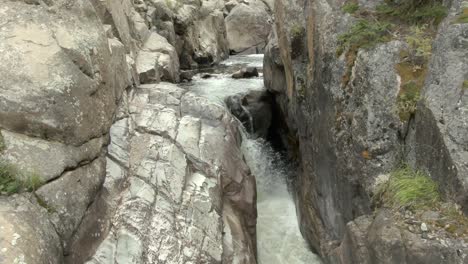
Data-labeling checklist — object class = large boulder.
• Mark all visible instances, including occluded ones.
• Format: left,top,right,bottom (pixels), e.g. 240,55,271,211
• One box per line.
225,1,272,54
225,90,273,138
136,32,180,83
87,83,257,264
232,67,259,78
0,195,63,264
147,0,229,69
0,0,126,146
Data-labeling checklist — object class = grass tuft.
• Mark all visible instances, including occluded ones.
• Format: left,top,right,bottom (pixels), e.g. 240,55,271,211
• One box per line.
376,165,440,210
342,2,359,14
0,161,44,195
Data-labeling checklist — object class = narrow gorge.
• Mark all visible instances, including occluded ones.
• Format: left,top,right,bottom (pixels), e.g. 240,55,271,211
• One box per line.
0,0,467,264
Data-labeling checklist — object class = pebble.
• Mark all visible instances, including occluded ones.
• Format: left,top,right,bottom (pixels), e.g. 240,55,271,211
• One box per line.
421,222,429,232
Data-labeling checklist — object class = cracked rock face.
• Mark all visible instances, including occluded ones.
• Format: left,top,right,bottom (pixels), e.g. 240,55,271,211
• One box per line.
264,0,468,262
87,83,257,264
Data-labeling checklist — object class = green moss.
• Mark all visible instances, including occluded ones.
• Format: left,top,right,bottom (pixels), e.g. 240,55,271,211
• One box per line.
376,165,440,210
342,2,359,14
0,132,5,152
0,161,44,195
463,80,468,90
290,24,304,39
34,194,56,213
377,0,447,25
455,8,468,23
337,19,392,56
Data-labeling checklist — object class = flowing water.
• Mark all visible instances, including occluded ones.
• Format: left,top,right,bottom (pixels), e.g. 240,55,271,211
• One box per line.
185,54,321,264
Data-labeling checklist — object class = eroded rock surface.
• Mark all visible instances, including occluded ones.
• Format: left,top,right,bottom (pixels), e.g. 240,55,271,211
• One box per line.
87,83,257,264
263,0,468,262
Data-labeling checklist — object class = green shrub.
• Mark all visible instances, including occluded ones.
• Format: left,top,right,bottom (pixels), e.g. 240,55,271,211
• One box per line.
377,0,447,25
342,2,359,14
337,19,392,55
0,161,44,195
376,165,440,209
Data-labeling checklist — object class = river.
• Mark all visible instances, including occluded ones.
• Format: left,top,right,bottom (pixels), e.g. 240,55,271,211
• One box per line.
184,54,321,264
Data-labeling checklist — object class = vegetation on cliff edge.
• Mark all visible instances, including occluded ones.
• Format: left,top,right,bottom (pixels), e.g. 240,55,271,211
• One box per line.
0,161,44,195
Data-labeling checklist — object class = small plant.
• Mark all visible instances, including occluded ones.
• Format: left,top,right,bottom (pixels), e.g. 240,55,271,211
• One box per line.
290,24,304,39
24,174,44,192
342,2,359,14
337,19,392,56
397,82,421,120
396,26,431,121
405,25,433,65
35,194,56,213
375,164,440,210
0,161,44,195
463,80,468,90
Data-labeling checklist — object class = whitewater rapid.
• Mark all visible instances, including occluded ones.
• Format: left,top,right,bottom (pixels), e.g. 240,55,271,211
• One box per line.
186,54,321,264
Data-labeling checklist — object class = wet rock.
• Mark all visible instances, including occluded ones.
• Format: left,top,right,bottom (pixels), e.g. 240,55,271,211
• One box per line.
225,90,273,138
202,73,214,79
232,67,259,78
180,70,196,81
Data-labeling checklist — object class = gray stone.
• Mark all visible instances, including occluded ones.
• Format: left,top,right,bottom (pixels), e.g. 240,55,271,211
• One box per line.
225,1,272,54
0,194,62,264
88,83,256,263
0,0,123,145
36,156,107,246
136,32,180,83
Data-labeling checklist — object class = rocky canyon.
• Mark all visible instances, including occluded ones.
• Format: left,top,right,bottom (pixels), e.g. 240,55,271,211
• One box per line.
0,0,467,263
